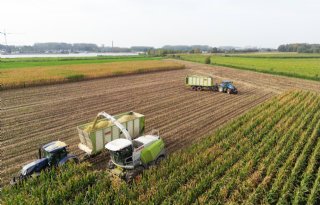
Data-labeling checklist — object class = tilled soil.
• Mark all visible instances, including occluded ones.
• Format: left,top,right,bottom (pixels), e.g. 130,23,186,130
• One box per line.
1,60,319,184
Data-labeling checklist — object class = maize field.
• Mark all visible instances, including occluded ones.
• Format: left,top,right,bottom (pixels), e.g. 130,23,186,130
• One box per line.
0,60,184,89
2,90,320,205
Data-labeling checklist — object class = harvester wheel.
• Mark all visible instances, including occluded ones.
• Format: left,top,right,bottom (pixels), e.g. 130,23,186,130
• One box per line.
155,155,165,165
125,166,144,183
125,172,135,183
197,86,203,91
108,160,115,169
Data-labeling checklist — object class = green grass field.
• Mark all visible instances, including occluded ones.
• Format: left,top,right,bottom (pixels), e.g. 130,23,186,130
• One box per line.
0,55,162,70
179,53,320,81
219,52,320,58
2,91,320,204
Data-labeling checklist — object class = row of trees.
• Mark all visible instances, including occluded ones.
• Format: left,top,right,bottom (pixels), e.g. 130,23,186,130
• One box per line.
278,44,320,53
0,43,154,54
6,43,320,54
147,47,266,56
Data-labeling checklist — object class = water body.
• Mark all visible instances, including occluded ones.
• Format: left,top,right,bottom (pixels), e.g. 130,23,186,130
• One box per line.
0,52,140,58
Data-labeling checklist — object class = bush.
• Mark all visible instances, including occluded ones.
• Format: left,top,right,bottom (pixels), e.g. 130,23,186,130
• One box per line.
66,74,85,81
205,56,211,64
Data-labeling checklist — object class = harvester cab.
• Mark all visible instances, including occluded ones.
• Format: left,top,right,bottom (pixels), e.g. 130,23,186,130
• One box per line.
218,81,238,94
96,112,166,182
11,141,78,185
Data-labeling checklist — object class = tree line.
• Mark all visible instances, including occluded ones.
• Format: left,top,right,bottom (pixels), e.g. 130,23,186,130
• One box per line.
0,43,154,54
278,44,320,53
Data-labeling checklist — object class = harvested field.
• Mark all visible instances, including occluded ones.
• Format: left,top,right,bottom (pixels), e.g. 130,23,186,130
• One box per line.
1,60,320,185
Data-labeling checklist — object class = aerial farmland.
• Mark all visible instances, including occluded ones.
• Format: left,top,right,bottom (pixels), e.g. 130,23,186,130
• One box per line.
1,0,320,204
1,52,320,204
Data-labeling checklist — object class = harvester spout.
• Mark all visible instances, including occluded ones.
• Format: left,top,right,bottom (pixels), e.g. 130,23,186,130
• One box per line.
95,112,132,141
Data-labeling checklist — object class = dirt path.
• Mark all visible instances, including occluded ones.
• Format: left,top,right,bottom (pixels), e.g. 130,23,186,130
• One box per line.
1,60,319,184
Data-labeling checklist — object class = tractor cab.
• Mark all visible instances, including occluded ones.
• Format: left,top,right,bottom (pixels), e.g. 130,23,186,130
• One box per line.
11,141,78,185
40,141,69,166
218,81,238,94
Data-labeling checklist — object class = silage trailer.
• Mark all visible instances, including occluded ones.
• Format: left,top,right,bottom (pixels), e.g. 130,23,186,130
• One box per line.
185,75,218,91
185,75,238,94
77,111,145,156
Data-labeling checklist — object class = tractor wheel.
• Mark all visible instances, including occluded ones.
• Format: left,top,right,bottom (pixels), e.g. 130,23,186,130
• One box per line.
227,89,231,94
197,86,203,91
65,157,79,164
155,155,165,165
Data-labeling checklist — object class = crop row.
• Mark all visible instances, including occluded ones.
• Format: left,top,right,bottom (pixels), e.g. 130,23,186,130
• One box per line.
2,91,320,204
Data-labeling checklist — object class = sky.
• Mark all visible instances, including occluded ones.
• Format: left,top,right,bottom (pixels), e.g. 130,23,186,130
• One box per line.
0,0,320,48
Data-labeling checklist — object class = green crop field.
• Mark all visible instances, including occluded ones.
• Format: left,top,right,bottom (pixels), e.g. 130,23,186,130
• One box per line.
0,55,162,70
2,90,320,204
218,52,320,58
178,53,320,81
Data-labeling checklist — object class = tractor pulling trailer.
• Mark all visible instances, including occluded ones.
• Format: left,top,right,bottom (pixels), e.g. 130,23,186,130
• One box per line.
11,111,166,184
185,75,238,94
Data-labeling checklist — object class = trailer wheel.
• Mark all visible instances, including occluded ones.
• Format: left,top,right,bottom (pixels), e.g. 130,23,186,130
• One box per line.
197,86,203,91
192,86,197,91
212,86,218,92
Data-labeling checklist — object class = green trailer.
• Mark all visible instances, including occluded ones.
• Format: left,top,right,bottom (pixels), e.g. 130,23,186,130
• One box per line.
185,75,218,91
186,75,238,94
77,111,145,155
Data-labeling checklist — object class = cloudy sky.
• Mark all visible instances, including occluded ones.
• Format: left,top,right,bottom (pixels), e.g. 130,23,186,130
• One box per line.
1,0,319,48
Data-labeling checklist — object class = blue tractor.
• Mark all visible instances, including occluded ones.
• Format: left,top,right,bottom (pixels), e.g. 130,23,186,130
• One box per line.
218,81,238,94
11,141,78,185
